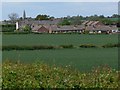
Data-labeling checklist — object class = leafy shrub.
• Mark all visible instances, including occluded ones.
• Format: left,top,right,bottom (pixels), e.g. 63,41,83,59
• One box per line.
80,44,97,48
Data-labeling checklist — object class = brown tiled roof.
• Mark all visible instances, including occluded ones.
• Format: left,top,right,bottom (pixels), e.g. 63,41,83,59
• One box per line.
87,21,94,26
95,26,112,31
82,21,103,26
54,25,85,31
86,26,95,31
82,21,89,25
91,21,100,26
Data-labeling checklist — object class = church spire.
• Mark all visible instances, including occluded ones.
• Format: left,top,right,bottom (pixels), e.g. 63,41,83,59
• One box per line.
23,10,26,20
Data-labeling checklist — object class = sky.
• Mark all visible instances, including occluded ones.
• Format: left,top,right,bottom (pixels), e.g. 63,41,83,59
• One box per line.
1,2,119,21
1,0,120,2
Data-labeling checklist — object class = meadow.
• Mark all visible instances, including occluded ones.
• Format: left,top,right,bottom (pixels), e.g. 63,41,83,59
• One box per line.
2,34,119,71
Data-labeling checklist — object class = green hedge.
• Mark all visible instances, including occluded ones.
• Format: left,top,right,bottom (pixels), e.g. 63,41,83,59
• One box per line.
2,43,120,51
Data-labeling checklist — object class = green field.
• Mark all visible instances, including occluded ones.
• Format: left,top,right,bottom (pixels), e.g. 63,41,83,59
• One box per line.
2,34,118,71
2,34,118,46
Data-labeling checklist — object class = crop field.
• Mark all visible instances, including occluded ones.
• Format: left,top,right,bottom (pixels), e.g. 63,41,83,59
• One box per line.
2,34,119,71
2,34,118,46
3,48,118,71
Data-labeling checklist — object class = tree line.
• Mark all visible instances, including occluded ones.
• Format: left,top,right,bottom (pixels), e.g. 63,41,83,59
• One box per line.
7,13,119,26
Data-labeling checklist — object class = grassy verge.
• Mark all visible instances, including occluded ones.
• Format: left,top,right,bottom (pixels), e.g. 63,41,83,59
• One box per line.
1,61,119,89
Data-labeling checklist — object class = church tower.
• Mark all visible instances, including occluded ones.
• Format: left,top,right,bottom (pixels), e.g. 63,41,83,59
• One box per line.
23,10,26,19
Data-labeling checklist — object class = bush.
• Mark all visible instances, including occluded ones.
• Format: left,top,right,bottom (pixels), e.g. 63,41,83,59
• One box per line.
80,44,97,48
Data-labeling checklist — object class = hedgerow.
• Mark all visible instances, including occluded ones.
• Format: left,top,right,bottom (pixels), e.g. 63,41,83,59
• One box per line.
1,43,120,51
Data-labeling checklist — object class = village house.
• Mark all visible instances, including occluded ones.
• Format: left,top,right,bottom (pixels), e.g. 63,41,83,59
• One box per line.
16,19,61,30
82,21,118,34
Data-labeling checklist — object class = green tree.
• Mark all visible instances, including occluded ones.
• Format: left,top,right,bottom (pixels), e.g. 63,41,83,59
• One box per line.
100,19,113,25
59,19,71,25
22,25,31,32
99,15,105,19
35,14,54,20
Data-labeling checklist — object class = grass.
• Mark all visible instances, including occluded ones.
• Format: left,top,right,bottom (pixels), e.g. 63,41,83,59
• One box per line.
1,61,119,89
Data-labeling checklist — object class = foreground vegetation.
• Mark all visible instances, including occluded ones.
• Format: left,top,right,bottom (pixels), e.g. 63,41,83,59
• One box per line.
1,61,120,89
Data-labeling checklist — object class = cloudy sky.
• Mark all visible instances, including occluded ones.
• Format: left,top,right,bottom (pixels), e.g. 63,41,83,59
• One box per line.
1,1,119,20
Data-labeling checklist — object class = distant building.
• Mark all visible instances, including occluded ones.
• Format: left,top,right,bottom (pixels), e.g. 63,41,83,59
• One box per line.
23,10,26,20
32,25,85,33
